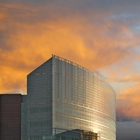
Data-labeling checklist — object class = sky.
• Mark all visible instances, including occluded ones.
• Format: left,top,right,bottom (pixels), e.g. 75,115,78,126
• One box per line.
0,0,140,139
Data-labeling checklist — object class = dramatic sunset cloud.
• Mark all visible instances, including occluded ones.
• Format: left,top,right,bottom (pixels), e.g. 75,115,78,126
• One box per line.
116,74,140,122
0,1,140,95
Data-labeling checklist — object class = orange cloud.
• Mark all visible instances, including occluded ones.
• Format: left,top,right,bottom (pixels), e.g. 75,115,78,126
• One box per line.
112,74,140,83
108,73,140,84
0,66,27,94
0,3,139,95
117,81,140,122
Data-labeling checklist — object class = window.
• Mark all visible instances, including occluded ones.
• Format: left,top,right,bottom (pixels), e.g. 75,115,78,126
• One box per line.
61,136,66,140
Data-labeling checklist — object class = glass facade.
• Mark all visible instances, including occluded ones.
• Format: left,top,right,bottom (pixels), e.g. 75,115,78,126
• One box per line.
52,55,116,140
24,55,116,140
25,59,53,140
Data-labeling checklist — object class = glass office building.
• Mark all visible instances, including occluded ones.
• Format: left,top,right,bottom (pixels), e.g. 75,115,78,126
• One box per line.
22,55,116,140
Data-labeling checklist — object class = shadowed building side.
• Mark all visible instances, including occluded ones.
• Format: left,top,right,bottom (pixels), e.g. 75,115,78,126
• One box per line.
0,94,21,140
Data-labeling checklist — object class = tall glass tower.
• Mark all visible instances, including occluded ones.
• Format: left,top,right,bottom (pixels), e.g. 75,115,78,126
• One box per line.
22,55,116,140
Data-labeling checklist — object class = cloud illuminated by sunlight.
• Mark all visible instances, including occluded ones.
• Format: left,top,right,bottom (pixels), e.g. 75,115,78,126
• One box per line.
0,2,140,98
116,75,140,122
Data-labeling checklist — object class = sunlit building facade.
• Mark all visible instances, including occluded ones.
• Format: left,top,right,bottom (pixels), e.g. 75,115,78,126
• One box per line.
22,55,116,140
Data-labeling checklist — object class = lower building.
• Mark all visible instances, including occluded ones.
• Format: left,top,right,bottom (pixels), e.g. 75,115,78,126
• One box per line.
54,129,98,140
0,94,21,140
